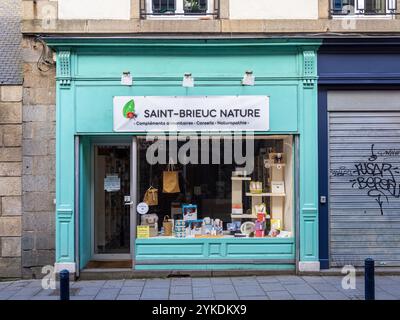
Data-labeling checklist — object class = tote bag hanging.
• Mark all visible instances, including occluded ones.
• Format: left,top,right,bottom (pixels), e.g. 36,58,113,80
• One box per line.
162,161,180,193
143,186,158,206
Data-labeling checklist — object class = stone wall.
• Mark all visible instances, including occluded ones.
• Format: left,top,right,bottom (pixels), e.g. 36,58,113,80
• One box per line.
21,36,56,279
0,85,23,279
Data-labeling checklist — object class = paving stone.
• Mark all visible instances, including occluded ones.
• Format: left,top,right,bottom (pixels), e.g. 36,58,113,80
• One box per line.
11,287,42,297
256,276,279,284
212,285,235,294
284,284,319,295
214,293,239,300
0,291,19,300
210,278,232,285
141,288,169,300
192,278,212,287
308,283,340,293
266,291,294,300
170,285,191,295
260,283,286,292
25,280,44,288
0,282,12,290
375,292,398,300
239,296,269,300
276,276,306,285
232,278,259,286
116,294,141,300
171,278,192,286
193,288,214,299
301,276,328,284
70,295,96,300
9,296,33,300
30,296,59,300
119,286,143,295
72,280,106,288
95,288,120,300
35,289,56,296
102,280,124,289
321,291,350,300
169,294,193,300
123,279,145,287
76,286,101,296
236,285,265,297
144,279,171,289
292,294,325,300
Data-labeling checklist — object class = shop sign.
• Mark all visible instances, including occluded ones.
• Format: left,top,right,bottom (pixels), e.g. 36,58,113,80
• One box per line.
113,96,269,132
104,175,120,192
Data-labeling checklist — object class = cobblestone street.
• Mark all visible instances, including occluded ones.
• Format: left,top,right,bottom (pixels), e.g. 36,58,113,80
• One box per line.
1,275,400,300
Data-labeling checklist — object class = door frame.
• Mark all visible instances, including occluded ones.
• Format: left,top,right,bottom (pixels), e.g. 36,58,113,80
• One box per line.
90,141,133,261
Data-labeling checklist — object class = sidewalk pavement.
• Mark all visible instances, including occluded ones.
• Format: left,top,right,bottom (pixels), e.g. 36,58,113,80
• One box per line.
0,275,399,300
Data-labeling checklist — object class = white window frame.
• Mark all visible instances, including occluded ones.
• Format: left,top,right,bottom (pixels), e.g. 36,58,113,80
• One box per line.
332,0,396,18
146,0,215,19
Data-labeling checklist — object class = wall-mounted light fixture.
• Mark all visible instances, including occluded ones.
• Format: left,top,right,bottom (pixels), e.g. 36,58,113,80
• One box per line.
121,71,133,86
182,73,194,88
242,70,255,86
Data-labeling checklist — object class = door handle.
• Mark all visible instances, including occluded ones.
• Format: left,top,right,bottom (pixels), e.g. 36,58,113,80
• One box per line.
124,201,134,206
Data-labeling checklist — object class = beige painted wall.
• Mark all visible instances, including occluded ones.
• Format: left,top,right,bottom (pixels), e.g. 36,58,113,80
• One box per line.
229,0,319,20
58,0,131,20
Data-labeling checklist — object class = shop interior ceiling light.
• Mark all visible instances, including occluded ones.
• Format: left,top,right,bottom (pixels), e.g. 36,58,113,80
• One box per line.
121,71,133,86
182,73,194,88
242,70,255,86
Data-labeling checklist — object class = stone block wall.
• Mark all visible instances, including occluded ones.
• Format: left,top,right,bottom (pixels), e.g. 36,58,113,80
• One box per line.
0,85,23,279
21,36,56,279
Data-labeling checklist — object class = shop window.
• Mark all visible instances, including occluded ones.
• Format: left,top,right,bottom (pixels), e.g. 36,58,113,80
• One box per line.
330,0,397,16
142,0,218,18
136,136,294,240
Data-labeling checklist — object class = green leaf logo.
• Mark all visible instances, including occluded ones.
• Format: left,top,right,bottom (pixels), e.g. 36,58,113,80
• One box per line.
123,99,136,119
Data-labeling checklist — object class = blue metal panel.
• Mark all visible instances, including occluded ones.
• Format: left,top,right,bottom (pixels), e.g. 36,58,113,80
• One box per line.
317,38,400,269
318,89,329,269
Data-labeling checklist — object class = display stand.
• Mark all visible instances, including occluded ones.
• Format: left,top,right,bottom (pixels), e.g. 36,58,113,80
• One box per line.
230,154,286,226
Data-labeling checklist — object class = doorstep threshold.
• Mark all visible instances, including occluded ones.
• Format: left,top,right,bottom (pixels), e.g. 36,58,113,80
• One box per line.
78,268,294,280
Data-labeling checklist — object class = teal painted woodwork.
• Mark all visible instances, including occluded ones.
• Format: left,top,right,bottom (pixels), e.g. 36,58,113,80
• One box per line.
136,238,294,260
79,136,92,269
135,264,296,271
48,39,321,270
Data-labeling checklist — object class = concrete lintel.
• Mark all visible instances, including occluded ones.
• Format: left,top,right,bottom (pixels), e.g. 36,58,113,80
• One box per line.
55,262,76,273
22,18,400,35
298,261,321,272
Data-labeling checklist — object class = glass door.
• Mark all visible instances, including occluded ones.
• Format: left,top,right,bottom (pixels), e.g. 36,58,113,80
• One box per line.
93,144,131,257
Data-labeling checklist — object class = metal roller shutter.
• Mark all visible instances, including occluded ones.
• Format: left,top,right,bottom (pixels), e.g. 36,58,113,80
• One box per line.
328,94,400,267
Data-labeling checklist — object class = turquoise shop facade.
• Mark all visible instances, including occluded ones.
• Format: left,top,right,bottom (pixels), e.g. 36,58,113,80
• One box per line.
46,38,321,274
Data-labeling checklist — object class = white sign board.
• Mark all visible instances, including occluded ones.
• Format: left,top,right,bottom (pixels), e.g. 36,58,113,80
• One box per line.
113,96,269,132
137,202,149,215
104,175,120,192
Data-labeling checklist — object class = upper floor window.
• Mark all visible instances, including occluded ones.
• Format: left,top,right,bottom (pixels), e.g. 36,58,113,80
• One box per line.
142,0,218,18
331,0,397,16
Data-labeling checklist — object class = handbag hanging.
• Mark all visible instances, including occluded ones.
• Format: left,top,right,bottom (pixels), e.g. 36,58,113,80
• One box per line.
162,160,180,193
143,186,158,206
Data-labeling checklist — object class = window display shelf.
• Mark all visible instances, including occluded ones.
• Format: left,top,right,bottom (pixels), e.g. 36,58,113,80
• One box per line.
231,177,251,181
231,214,257,219
245,192,286,197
